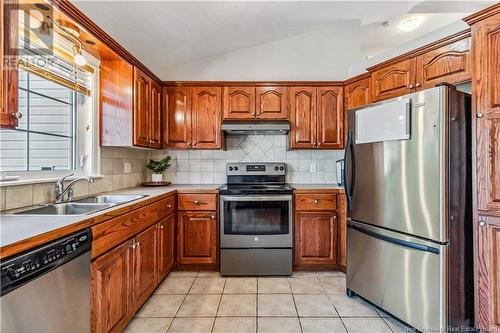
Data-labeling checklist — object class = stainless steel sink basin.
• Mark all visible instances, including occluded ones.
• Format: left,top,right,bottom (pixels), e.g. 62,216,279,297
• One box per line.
73,194,146,205
14,203,115,215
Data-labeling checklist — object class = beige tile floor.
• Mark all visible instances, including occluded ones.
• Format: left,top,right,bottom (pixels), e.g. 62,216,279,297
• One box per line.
125,271,412,333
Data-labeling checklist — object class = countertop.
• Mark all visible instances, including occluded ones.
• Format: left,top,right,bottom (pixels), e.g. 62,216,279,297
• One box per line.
0,183,343,259
0,184,221,259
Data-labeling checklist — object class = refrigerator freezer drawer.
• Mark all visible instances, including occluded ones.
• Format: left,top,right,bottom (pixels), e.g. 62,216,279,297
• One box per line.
347,221,446,331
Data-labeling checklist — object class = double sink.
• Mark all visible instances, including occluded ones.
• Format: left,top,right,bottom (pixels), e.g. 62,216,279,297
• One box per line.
14,194,146,216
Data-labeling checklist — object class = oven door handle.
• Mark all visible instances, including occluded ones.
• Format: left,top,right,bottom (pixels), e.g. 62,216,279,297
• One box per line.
221,195,292,202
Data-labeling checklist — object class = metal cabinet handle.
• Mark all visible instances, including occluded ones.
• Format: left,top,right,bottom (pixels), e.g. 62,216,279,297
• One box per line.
479,221,486,227
415,83,421,88
318,142,321,146
130,243,136,249
11,111,23,119
477,113,484,119
333,215,337,219
314,199,319,204
136,242,140,248
167,204,171,208
211,215,215,219
408,84,414,89
159,225,164,229
193,200,200,205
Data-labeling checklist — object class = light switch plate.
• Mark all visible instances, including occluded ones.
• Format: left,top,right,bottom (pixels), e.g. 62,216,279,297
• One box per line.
310,163,317,173
123,162,131,173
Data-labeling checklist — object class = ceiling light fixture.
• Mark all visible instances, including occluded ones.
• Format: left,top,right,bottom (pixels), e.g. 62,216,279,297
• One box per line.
397,17,424,32
73,45,87,66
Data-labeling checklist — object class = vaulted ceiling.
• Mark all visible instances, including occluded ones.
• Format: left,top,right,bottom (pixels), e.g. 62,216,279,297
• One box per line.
73,1,493,79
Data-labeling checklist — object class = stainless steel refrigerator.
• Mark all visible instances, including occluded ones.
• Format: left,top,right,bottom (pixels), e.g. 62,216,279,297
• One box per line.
344,85,474,332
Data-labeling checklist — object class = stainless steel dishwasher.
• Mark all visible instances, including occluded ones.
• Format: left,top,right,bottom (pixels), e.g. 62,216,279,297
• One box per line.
1,228,92,333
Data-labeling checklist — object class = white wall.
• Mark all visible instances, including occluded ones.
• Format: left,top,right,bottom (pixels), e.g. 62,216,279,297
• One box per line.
158,21,362,81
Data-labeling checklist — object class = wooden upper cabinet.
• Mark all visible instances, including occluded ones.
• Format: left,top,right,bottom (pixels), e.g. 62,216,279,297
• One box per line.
345,76,371,110
91,240,133,333
472,13,500,214
223,87,255,120
256,86,288,119
371,58,416,102
317,87,343,149
290,87,317,149
191,87,222,149
157,214,175,282
133,224,157,312
133,67,151,147
1,0,19,129
163,86,192,148
416,38,471,90
177,211,217,264
149,80,162,148
294,211,337,266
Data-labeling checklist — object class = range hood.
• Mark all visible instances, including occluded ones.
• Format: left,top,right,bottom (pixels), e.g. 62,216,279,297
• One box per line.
221,122,290,135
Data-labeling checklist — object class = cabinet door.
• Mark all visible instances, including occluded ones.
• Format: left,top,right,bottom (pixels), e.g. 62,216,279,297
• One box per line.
177,211,217,264
415,38,471,90
371,59,416,102
149,80,162,148
294,211,337,265
223,86,255,120
133,67,150,147
163,86,192,149
345,77,371,110
476,216,500,332
289,87,316,149
91,240,133,333
256,86,288,119
473,15,500,214
157,214,175,282
317,86,343,149
133,224,157,312
192,87,222,149
1,0,19,129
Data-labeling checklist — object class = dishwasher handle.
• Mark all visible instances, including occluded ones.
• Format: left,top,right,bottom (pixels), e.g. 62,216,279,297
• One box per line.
1,228,92,296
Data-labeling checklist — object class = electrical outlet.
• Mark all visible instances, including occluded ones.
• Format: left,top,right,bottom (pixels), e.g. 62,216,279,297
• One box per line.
123,162,131,173
310,163,317,173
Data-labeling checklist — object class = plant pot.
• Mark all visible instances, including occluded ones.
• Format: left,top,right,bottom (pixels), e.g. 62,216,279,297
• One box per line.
151,173,163,183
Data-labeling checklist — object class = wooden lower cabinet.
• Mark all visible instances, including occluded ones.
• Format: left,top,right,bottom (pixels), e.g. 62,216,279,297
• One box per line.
177,211,217,264
157,214,175,282
91,217,176,333
294,211,337,266
476,215,500,331
91,240,134,333
132,225,157,312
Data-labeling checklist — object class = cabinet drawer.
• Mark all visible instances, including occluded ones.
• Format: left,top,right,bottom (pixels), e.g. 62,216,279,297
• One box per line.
178,194,217,211
92,197,172,258
164,195,176,216
295,194,337,211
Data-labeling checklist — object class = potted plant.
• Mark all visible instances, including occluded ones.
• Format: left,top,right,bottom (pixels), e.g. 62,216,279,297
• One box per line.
145,156,172,183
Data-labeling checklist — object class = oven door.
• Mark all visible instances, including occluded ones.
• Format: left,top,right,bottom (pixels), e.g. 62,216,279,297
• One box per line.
220,195,292,248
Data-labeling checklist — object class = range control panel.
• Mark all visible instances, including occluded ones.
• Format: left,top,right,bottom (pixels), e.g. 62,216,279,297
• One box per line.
226,162,286,176
1,229,91,296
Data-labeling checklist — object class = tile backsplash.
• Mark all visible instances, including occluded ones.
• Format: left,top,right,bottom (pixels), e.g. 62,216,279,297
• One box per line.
150,135,344,185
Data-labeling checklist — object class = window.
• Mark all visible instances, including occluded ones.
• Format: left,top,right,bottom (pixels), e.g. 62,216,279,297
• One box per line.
0,69,77,172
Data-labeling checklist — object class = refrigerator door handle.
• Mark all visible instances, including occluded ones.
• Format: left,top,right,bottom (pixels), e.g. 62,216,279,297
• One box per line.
344,130,356,210
348,223,440,255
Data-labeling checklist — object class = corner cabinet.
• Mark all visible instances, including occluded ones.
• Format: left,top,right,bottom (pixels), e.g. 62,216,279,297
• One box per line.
289,86,343,149
133,67,161,148
163,86,222,149
223,86,288,120
100,63,161,148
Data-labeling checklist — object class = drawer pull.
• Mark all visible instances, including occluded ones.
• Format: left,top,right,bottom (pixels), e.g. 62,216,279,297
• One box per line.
193,200,202,205
211,215,215,219
314,200,319,204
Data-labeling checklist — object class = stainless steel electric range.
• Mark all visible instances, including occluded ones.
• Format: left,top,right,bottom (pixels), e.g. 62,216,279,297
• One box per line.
219,162,293,276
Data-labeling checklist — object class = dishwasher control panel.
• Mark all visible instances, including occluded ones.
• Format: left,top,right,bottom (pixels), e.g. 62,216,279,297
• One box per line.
1,228,91,296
